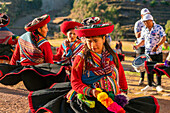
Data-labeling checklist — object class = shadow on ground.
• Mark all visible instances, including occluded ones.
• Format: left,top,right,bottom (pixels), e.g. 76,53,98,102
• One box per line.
0,86,28,96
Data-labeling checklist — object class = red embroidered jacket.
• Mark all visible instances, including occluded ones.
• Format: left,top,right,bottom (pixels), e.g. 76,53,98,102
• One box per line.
71,53,128,96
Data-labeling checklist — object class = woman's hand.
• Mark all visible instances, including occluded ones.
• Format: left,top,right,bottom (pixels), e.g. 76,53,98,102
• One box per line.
92,89,102,98
65,39,70,47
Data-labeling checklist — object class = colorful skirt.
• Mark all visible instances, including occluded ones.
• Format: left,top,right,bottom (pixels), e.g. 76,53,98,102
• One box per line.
0,63,69,91
145,61,170,78
28,82,160,113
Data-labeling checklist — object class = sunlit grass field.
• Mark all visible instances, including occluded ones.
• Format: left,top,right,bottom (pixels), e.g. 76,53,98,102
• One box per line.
48,39,135,52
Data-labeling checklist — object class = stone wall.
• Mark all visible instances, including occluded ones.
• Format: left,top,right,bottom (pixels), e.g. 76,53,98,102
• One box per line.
41,0,70,13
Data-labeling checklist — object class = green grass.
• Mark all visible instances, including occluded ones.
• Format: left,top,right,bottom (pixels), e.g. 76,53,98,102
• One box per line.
48,39,65,47
124,71,140,76
111,41,134,52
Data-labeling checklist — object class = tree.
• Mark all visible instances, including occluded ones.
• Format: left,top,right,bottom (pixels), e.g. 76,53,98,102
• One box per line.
165,20,170,42
71,0,121,39
111,23,124,40
0,2,8,13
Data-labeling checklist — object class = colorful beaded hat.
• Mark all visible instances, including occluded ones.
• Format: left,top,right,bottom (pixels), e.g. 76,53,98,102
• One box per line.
25,14,51,32
60,21,82,35
81,17,101,26
74,23,114,37
0,13,10,27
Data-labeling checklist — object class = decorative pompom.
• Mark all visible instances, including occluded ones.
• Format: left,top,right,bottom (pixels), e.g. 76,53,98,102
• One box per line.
77,93,84,100
77,94,95,108
108,91,115,100
114,93,129,107
100,98,114,108
96,88,103,92
165,60,170,67
107,102,125,113
97,92,108,102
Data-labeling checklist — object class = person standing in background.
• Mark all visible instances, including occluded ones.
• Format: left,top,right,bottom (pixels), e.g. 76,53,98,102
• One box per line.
115,40,123,53
134,14,166,92
134,8,151,86
53,21,84,65
53,21,84,80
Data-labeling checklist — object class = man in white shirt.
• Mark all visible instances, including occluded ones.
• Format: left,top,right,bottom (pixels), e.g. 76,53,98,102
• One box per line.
134,8,150,85
134,14,166,92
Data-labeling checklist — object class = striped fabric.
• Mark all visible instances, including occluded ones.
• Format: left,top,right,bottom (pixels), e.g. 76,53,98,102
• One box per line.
83,87,93,96
60,39,84,64
0,27,14,44
71,40,84,60
90,52,101,67
18,32,45,64
93,64,115,76
66,87,93,101
78,50,120,95
66,89,77,102
66,50,120,100
87,50,120,94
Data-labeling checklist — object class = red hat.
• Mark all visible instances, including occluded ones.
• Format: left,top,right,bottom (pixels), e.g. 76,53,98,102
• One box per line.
74,23,114,37
81,17,101,25
60,21,82,35
0,13,10,27
25,14,51,32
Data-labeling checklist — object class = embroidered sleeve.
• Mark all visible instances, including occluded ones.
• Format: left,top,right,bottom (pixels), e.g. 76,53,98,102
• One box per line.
65,47,72,57
39,42,54,64
83,87,93,96
53,45,64,61
117,54,128,92
10,43,20,65
120,88,128,94
71,55,93,96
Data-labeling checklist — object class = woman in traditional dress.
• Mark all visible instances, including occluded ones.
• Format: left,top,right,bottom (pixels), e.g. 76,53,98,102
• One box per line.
53,21,84,65
28,20,160,113
0,13,19,63
145,52,170,92
10,14,53,66
0,14,67,91
53,21,84,80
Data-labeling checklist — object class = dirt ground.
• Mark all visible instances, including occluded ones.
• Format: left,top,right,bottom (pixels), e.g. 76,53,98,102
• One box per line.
0,59,170,113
